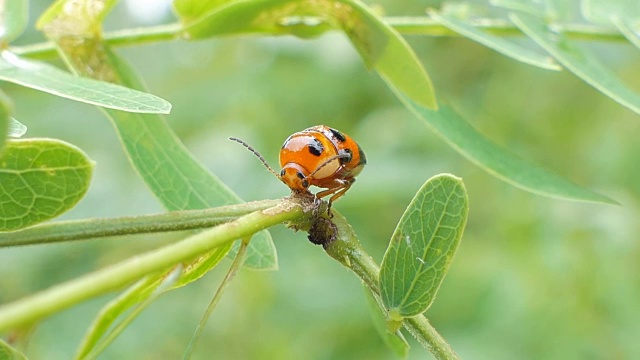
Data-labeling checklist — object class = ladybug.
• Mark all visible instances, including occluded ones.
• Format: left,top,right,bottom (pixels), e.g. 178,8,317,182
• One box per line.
230,125,366,210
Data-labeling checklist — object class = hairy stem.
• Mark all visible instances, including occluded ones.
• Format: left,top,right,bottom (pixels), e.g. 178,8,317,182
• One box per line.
0,201,303,332
0,199,280,247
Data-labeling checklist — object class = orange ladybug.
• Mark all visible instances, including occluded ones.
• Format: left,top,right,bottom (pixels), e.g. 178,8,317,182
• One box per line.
230,125,366,209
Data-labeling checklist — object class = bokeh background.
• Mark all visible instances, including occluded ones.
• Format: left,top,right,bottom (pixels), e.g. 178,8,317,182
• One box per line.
2,0,640,359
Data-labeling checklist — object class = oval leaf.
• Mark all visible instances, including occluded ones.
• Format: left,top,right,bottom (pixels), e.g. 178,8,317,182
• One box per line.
0,51,171,114
380,174,469,318
0,138,94,231
428,8,561,71
509,12,640,116
395,90,617,204
0,0,28,43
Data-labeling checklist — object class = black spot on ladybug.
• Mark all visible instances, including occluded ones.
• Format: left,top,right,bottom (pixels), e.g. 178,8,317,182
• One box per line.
329,128,346,142
357,144,367,165
302,179,309,188
339,148,352,164
280,169,286,177
308,138,324,157
296,171,305,179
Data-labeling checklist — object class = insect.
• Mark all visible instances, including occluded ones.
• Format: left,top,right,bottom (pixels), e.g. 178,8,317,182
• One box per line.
230,125,366,211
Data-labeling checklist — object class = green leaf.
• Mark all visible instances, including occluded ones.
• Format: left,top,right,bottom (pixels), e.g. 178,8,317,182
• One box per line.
36,0,118,31
0,89,10,151
77,267,182,360
0,138,94,232
0,0,28,43
364,287,410,358
173,0,232,23
0,338,27,360
380,174,468,318
509,12,640,116
395,91,617,204
581,0,640,50
428,7,561,71
0,51,172,114
182,0,437,109
581,0,640,27
38,2,275,354
339,0,437,110
229,234,278,270
613,18,640,50
8,117,26,138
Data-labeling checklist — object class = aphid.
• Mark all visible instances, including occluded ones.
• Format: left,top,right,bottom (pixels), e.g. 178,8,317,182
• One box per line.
230,125,366,211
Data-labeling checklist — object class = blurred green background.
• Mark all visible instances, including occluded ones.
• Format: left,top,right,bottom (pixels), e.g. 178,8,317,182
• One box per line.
2,0,640,359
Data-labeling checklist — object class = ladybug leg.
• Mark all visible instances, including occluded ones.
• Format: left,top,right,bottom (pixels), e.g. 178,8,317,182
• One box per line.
315,179,355,217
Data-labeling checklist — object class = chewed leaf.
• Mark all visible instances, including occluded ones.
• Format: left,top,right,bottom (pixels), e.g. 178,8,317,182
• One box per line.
0,51,172,114
0,138,94,231
428,8,560,71
395,90,617,204
0,0,29,43
510,12,640,116
380,174,468,318
8,117,27,138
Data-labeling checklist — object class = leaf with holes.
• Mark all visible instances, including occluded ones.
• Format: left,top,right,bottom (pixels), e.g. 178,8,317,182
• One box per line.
0,139,94,231
380,174,468,318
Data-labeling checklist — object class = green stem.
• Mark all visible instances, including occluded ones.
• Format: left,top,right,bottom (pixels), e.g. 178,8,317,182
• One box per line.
0,202,303,333
9,17,626,59
324,211,459,360
0,199,280,247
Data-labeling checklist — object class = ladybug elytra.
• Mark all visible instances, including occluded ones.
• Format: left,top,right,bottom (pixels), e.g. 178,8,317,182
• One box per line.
230,125,366,209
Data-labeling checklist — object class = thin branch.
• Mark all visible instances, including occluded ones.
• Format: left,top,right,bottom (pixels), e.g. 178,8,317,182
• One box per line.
0,201,303,332
9,17,627,60
0,199,280,247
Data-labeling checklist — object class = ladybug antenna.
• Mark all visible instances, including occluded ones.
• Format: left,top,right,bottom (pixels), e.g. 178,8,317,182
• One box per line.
307,153,350,179
229,137,279,178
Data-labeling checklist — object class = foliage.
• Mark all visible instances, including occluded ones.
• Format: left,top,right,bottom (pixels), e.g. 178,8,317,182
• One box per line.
0,0,638,359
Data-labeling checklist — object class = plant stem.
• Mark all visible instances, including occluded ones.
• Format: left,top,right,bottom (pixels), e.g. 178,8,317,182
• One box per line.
323,212,459,360
9,17,626,59
0,202,303,332
0,199,280,247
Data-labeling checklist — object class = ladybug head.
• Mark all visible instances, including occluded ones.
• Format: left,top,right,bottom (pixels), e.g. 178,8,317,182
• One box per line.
279,163,310,192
